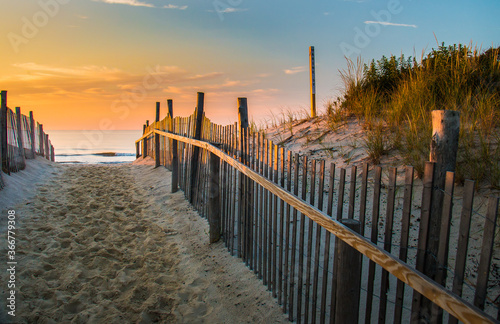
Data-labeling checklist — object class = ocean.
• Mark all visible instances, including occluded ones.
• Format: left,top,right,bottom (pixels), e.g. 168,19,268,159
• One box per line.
48,130,143,164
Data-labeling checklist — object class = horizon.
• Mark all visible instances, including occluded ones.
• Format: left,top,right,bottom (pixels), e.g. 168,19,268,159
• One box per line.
1,0,499,131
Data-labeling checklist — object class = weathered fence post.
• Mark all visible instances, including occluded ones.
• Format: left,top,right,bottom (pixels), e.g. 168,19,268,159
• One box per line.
238,98,249,259
29,111,36,159
170,100,179,193
155,102,161,168
1,90,8,173
44,133,49,160
189,92,204,203
335,219,362,324
238,98,249,158
208,148,221,243
419,110,460,322
142,122,148,158
38,124,45,158
141,124,146,157
50,145,55,162
167,99,174,170
15,107,26,169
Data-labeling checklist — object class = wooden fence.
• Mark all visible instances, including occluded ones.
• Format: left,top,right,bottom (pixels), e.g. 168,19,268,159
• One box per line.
136,93,499,324
0,90,55,188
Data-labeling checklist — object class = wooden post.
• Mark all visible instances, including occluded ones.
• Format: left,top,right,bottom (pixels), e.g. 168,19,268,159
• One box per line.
189,92,204,203
238,97,249,260
1,90,8,173
29,111,36,159
335,219,362,324
155,102,161,167
167,99,174,169
15,107,26,169
167,100,173,130
419,110,460,321
44,133,49,160
430,110,460,176
238,98,249,156
208,149,221,243
39,124,45,158
309,46,316,118
170,100,179,193
51,145,55,162
142,122,148,158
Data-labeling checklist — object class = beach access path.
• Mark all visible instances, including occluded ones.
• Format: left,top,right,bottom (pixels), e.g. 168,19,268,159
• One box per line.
0,157,288,323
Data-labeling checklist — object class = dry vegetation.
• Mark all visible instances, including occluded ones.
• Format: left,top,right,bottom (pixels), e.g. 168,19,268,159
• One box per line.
328,43,500,188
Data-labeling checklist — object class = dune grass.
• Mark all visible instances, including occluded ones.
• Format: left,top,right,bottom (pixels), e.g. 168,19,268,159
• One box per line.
327,43,500,188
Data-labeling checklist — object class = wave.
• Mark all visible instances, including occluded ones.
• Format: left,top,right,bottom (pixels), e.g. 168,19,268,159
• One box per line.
58,161,132,165
57,152,136,157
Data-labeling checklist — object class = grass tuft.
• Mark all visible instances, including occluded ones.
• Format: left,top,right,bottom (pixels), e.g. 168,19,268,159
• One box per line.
333,43,500,185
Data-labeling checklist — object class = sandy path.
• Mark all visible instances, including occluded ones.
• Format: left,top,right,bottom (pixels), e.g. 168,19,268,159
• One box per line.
0,162,287,323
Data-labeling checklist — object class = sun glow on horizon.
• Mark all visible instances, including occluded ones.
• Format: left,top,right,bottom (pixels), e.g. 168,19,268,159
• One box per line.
1,0,498,130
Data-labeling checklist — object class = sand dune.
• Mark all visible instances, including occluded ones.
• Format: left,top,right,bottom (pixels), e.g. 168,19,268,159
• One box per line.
0,159,287,323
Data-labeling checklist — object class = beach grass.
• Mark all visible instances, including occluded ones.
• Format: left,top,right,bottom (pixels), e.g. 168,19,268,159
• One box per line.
329,43,500,187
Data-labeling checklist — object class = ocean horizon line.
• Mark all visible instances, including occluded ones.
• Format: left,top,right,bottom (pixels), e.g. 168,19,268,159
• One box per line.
56,152,136,157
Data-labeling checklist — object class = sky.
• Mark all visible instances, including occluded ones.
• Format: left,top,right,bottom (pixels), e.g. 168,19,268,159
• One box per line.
0,0,499,130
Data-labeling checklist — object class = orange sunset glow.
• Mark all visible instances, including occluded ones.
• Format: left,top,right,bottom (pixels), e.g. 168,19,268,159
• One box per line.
1,0,499,131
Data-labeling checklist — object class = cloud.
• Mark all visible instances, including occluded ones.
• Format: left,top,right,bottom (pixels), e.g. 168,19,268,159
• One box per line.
284,66,306,75
11,63,124,80
364,21,417,28
162,78,253,94
163,4,188,10
251,88,279,95
92,0,155,8
186,72,224,81
213,7,248,13
3,63,225,100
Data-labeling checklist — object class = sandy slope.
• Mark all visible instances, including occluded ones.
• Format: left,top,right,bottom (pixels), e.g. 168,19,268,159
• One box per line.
265,115,500,318
0,159,287,323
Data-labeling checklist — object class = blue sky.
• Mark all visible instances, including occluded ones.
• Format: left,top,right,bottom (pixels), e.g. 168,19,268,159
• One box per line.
1,0,499,129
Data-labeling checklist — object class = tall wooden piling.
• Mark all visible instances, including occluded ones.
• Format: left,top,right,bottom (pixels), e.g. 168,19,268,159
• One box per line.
309,46,316,118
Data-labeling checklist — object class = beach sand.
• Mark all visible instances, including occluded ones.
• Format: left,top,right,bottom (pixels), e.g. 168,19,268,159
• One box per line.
1,117,498,322
0,158,288,323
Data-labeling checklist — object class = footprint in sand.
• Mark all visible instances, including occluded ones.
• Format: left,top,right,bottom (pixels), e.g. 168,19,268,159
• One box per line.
3,165,182,323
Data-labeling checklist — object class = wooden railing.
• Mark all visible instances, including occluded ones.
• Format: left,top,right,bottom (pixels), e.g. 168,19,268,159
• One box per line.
135,92,499,324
